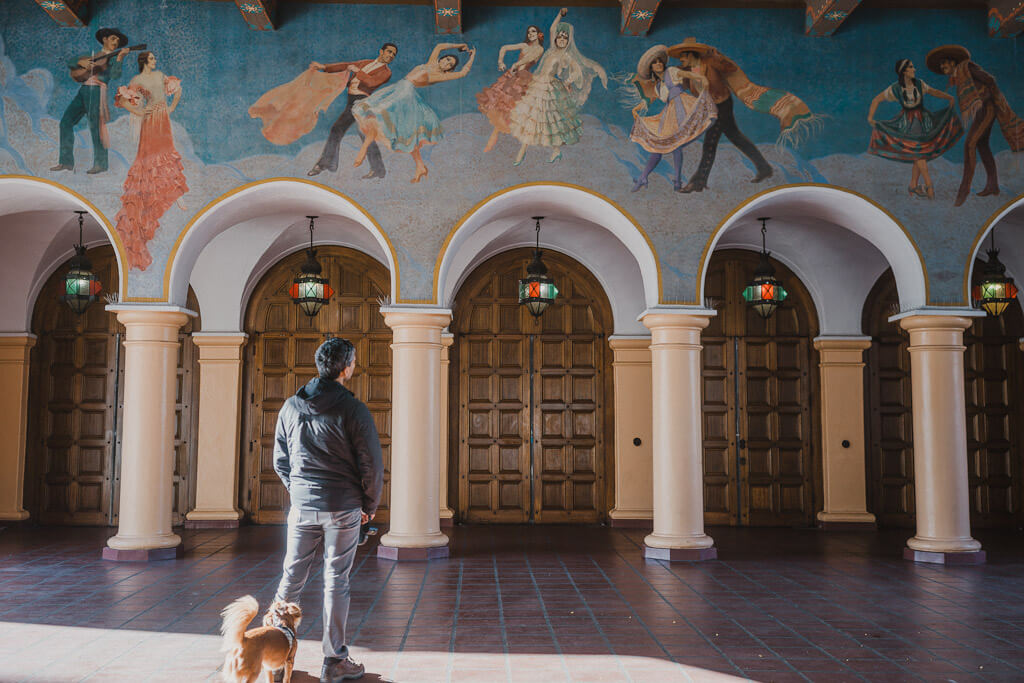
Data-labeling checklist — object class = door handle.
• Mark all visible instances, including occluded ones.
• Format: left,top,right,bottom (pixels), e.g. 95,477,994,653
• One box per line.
738,438,746,449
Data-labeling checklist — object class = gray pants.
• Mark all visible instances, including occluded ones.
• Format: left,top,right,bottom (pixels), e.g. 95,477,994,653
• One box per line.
275,507,362,658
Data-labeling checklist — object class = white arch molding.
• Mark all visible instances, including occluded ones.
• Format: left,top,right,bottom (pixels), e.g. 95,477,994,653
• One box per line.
435,183,660,336
166,179,398,332
0,176,123,331
700,185,930,336
965,195,1024,315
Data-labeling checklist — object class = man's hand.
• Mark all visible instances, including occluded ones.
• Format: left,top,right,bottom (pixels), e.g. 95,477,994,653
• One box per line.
361,511,374,524
117,47,130,61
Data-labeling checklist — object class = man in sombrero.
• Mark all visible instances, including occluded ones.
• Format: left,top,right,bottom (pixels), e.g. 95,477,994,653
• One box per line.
668,38,816,194
51,28,130,175
926,44,1024,207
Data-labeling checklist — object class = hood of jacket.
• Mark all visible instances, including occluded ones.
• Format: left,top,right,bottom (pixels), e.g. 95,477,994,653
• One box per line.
294,377,351,415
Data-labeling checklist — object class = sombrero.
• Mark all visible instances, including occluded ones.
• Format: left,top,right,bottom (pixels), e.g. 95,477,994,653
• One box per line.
95,28,128,48
925,44,970,74
667,37,715,60
637,44,669,80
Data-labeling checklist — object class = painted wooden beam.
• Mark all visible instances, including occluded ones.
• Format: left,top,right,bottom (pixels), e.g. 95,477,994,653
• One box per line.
988,1,1024,37
804,0,861,36
434,1,462,35
234,0,277,31
620,1,661,37
34,0,88,28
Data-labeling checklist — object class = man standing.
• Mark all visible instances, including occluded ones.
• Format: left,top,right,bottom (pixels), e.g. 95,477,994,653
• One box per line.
51,28,130,174
927,44,1024,207
273,337,383,682
308,43,397,180
672,38,773,193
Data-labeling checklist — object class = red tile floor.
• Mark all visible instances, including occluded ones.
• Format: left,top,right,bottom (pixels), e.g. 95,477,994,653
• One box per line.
1,523,1023,682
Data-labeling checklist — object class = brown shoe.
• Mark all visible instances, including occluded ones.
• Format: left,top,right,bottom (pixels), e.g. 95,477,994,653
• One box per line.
677,181,705,194
49,163,73,171
320,656,365,682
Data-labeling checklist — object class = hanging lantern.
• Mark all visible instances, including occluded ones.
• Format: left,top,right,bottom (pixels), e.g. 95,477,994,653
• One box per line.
972,230,1018,317
518,216,559,317
61,210,102,315
288,215,334,317
741,216,788,319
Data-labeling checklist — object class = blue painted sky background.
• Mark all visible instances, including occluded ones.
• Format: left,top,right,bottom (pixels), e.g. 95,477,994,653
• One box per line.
2,1,1021,165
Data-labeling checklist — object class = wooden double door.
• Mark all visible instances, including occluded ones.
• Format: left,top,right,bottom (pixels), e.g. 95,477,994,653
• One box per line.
451,249,612,524
864,268,1024,528
243,247,392,524
26,245,199,526
701,251,820,527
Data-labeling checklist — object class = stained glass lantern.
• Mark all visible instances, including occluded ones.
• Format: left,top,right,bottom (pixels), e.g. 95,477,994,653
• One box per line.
62,210,102,315
742,217,788,319
972,231,1018,317
289,216,334,317
518,216,559,318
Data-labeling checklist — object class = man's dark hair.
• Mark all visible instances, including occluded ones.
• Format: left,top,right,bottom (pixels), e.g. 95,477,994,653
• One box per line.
316,337,356,379
382,42,398,54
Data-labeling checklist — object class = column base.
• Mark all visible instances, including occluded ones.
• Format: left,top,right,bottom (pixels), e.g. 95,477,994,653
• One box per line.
102,544,184,562
0,510,30,522
377,545,450,561
439,508,455,528
644,545,717,562
903,547,986,565
184,519,241,529
816,512,876,530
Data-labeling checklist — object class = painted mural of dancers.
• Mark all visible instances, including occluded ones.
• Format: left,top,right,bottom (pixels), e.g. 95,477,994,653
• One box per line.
352,43,476,183
926,44,1024,206
476,25,545,153
113,50,188,271
508,7,607,165
867,58,962,200
627,45,716,192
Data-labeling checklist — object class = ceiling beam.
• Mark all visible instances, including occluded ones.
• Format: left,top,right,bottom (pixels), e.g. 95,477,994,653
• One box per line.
34,0,88,27
434,1,462,34
234,0,277,30
620,0,662,36
804,0,862,36
987,1,1024,37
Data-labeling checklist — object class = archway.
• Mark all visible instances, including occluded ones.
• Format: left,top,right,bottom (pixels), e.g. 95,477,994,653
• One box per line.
450,248,613,524
24,245,201,526
242,246,392,524
702,249,820,527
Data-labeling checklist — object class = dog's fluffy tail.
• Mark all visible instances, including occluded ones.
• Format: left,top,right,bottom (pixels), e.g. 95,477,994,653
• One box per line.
219,595,258,653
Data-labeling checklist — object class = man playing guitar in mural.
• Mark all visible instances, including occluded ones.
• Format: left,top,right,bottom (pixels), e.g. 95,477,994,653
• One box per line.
50,28,140,175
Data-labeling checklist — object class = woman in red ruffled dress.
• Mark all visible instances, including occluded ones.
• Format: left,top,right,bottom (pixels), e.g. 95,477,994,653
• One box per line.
476,25,545,153
114,51,188,271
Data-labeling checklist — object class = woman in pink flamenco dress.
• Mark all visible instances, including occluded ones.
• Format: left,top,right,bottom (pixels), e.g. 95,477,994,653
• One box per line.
476,25,545,153
114,51,188,271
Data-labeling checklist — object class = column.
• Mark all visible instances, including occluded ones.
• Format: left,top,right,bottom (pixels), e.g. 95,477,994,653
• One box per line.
640,310,717,561
607,336,654,527
898,313,985,565
0,334,36,521
185,333,247,528
378,308,451,560
439,333,455,526
103,306,193,562
814,337,876,529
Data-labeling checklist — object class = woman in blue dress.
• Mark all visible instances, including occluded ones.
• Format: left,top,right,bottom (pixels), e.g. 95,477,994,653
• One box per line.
353,42,476,183
867,58,962,199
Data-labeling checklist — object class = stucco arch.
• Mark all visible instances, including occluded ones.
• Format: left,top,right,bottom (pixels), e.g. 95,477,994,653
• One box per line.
164,178,398,332
434,183,660,336
0,176,122,330
964,194,1024,312
698,184,930,336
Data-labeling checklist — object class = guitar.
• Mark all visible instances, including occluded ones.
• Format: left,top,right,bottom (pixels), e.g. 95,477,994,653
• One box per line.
69,44,148,83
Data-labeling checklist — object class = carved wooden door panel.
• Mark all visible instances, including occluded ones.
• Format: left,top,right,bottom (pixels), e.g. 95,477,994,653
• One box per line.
28,246,121,525
244,247,392,524
453,249,611,524
701,251,818,527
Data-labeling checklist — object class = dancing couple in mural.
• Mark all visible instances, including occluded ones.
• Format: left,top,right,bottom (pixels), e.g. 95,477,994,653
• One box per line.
478,8,607,165
250,41,475,183
50,28,188,271
868,45,1023,206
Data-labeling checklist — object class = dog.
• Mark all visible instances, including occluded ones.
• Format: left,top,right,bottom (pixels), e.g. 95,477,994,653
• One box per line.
220,595,302,683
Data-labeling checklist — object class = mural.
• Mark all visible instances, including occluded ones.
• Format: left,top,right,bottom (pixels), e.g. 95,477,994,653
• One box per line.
0,2,1022,304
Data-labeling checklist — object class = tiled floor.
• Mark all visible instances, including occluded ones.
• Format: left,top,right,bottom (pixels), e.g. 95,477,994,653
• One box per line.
1,524,1023,683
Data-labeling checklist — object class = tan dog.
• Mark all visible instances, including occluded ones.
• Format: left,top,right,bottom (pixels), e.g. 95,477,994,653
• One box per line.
220,595,302,683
